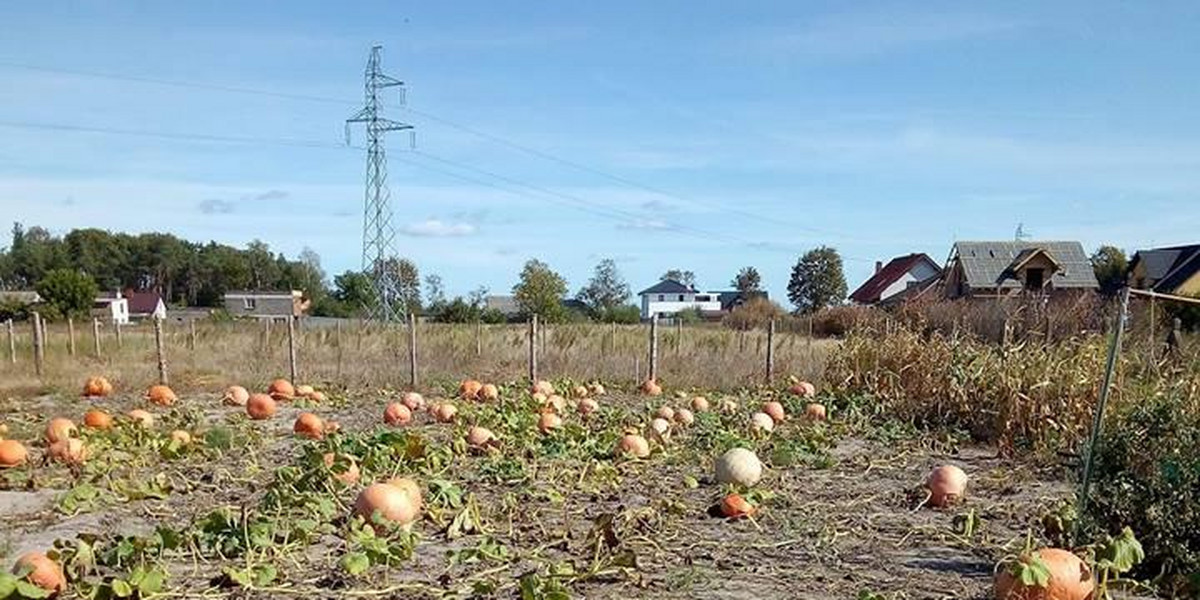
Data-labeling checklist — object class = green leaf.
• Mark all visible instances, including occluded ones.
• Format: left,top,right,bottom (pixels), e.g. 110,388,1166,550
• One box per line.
252,564,277,587
13,579,51,598
682,475,699,489
0,574,18,598
341,552,370,576
1014,554,1051,588
110,578,134,598
136,567,166,594
1097,527,1145,575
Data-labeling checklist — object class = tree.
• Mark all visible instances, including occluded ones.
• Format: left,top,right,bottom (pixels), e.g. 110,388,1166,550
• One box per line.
732,266,762,293
577,258,631,320
424,274,446,313
35,268,99,320
661,269,696,288
331,270,377,316
1090,245,1128,296
512,259,567,322
787,246,847,314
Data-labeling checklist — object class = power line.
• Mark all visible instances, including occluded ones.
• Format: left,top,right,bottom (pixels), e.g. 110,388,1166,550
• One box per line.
0,59,859,241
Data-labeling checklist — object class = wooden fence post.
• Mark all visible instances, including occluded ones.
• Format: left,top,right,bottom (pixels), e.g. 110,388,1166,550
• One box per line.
189,319,197,351
475,321,483,357
335,319,343,379
32,312,44,377
610,322,617,353
114,321,123,348
675,319,682,354
264,318,272,350
67,317,76,357
153,316,168,385
407,313,417,388
92,318,101,358
648,315,659,383
6,318,15,364
634,354,640,383
528,315,538,384
287,315,298,384
766,319,776,383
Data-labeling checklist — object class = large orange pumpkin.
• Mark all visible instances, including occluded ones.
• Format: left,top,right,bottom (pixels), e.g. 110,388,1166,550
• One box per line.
268,379,295,401
45,418,77,444
82,376,113,398
0,439,28,468
354,481,422,531
384,402,412,426
639,379,662,396
246,393,277,420
146,384,177,406
926,465,968,508
12,552,65,594
83,410,113,430
223,385,250,406
323,452,360,485
127,409,155,428
478,383,500,402
459,379,483,400
293,413,325,439
994,548,1094,600
49,438,87,465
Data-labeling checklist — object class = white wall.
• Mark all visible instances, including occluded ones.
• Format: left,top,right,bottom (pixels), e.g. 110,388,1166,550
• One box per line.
878,261,940,302
640,292,723,319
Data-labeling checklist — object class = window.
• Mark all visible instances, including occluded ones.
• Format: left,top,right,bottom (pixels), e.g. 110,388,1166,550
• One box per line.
657,294,664,301
678,294,685,301
1025,269,1045,290
243,297,257,310
696,295,710,301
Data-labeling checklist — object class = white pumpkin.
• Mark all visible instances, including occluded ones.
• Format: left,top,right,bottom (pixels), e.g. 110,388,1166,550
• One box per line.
715,447,763,487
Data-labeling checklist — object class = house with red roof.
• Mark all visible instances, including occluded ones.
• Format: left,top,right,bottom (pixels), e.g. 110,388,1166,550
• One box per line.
850,253,942,306
124,289,167,320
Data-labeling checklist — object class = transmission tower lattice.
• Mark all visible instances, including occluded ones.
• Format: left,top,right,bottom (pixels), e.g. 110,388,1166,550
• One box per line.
345,45,415,322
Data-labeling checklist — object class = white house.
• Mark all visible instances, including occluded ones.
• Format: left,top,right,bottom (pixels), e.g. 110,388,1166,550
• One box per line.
849,253,942,306
638,280,725,320
93,294,130,325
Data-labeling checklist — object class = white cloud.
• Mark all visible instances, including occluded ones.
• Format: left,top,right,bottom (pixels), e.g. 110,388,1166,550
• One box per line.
748,11,1023,59
400,219,478,237
617,219,674,231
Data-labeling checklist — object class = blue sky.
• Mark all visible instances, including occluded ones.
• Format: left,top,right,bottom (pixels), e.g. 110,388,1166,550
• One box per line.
1,1,1198,303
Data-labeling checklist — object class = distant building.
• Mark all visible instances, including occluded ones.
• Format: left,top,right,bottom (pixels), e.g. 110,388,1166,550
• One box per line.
223,290,309,319
93,292,130,325
637,279,767,321
1128,244,1200,296
942,241,1098,300
850,253,942,306
483,295,592,321
125,290,167,320
0,290,42,306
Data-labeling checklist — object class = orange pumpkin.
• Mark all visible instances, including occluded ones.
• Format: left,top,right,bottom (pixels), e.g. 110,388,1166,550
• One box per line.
82,376,113,398
12,552,65,594
926,465,968,507
432,403,458,423
459,379,483,400
223,385,250,406
127,409,155,428
532,380,555,396
615,434,650,458
353,480,422,531
49,438,87,464
268,379,295,401
789,381,817,397
0,439,28,468
720,493,756,519
762,401,786,423
293,413,325,439
400,392,425,411
639,379,662,396
146,384,177,406
994,548,1094,600
537,412,562,434
170,430,192,445
478,383,500,402
246,393,277,420
83,410,113,430
45,418,77,444
323,452,360,485
804,403,827,422
384,402,412,426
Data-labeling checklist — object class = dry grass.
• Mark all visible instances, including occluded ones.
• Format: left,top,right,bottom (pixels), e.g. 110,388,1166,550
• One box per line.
0,319,835,398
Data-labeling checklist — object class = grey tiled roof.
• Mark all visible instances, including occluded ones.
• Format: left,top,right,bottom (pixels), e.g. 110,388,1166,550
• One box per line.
952,241,1098,290
638,279,696,295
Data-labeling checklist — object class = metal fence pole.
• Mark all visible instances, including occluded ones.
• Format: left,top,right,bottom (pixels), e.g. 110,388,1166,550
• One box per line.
407,313,417,388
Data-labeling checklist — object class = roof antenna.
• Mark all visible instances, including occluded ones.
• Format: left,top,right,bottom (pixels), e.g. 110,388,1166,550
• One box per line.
1015,223,1031,241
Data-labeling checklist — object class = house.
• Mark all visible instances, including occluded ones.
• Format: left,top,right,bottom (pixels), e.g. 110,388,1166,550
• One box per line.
223,290,309,319
942,241,1098,299
637,280,768,321
0,290,42,306
1128,244,1200,296
125,290,167,320
483,295,592,321
850,253,942,306
93,292,130,325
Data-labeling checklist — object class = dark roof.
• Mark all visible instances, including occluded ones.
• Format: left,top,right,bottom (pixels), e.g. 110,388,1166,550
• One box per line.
561,298,589,312
951,241,1098,290
224,290,299,297
1130,245,1200,291
126,291,164,314
638,279,696,295
484,295,520,316
850,253,941,304
717,290,767,311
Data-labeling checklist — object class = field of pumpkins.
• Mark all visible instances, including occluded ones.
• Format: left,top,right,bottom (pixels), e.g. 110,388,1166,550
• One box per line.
0,375,1113,599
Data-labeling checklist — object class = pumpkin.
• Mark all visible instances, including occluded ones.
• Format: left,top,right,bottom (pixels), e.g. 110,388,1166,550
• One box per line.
571,385,589,399
387,477,423,510
648,418,671,442
384,402,412,426
789,381,817,398
639,379,662,396
0,439,28,468
655,406,675,421
762,401,786,423
127,409,154,428
49,438,86,464
83,410,113,430
538,412,563,434
926,465,968,508
268,379,295,400
400,391,425,411
83,376,113,398
720,494,756,519
576,398,599,416
715,448,762,487
544,394,567,413
246,393,277,420
223,385,250,406
45,418,77,444
466,426,497,449
994,548,1094,600
323,452,360,485
459,379,483,400
479,383,500,402
146,384,177,406
691,396,710,412
293,413,325,439
719,398,739,413
433,403,458,423
587,382,606,396
324,420,341,434
170,430,192,445
12,552,65,594
295,384,316,398
616,434,650,458
309,391,328,402
750,412,775,434
674,408,695,426
532,380,555,396
804,403,827,422
353,481,422,531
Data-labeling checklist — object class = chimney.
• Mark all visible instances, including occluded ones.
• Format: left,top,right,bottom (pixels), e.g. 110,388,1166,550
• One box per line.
875,261,883,274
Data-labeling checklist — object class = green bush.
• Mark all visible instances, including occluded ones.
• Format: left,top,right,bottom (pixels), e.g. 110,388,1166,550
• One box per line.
35,268,98,320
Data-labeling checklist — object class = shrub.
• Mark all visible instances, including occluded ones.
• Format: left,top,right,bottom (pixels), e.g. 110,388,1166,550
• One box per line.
35,268,98,320
810,305,883,337
722,297,787,331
